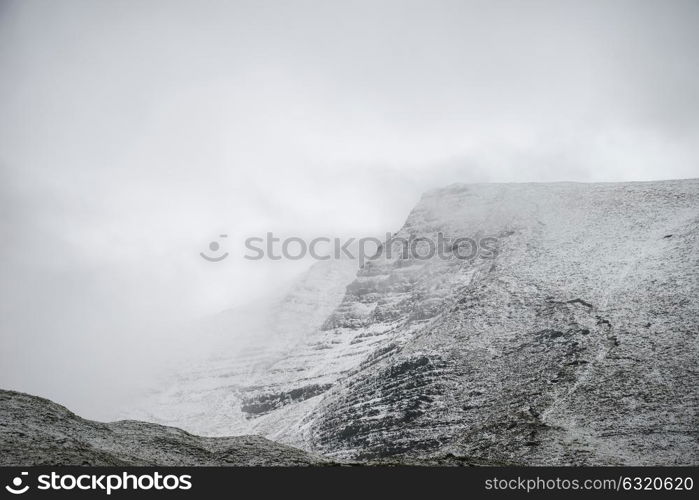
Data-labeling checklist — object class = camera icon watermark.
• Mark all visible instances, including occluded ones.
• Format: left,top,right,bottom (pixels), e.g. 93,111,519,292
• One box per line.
200,234,229,262
5,472,29,495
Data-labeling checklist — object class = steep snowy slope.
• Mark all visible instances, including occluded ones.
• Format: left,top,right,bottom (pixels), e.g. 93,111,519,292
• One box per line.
135,180,698,465
127,258,358,438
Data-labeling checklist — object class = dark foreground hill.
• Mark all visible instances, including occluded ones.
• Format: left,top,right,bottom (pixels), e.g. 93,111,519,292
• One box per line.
0,389,326,466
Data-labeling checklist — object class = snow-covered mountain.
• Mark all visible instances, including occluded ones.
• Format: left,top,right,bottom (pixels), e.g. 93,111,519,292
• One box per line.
132,180,699,465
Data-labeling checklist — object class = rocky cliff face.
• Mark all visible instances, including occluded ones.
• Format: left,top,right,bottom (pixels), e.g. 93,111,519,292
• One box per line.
134,180,699,465
0,390,326,465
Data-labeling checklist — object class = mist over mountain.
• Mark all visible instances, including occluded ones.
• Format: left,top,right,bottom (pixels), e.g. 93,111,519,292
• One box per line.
2,0,699,472
3,0,699,424
126,180,699,465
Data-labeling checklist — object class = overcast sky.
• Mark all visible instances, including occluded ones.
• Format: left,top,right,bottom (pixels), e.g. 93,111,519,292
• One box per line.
1,0,698,418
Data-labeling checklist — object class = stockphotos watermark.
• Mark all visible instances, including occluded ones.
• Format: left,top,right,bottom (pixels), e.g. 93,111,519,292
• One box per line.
200,232,498,265
3,471,192,495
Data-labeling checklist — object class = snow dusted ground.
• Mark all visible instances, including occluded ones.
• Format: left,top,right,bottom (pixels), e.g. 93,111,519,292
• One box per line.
129,180,699,465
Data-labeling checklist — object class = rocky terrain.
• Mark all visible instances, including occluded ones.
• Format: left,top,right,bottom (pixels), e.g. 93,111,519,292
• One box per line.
0,389,326,465
131,180,699,465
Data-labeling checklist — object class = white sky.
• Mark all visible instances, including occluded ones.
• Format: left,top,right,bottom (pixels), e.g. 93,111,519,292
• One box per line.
1,0,698,418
